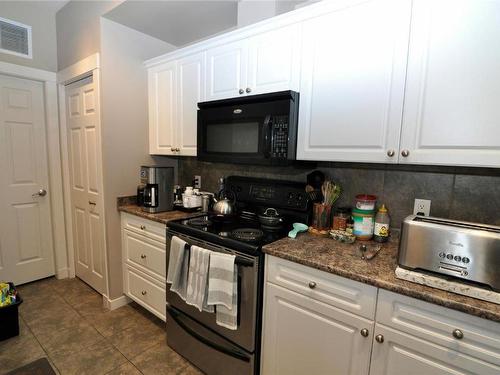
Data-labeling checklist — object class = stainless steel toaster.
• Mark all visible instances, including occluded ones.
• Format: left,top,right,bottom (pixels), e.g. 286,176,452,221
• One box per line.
398,215,500,291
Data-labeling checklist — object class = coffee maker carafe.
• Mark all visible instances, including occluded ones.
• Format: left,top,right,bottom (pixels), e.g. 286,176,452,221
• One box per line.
137,166,174,213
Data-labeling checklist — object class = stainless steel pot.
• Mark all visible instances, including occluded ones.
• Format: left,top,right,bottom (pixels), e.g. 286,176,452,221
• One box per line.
258,208,283,227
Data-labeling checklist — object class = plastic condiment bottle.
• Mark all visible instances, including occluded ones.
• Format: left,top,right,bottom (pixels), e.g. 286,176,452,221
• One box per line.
374,204,390,243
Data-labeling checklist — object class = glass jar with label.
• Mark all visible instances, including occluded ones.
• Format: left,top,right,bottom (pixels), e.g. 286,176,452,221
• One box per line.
332,207,350,231
352,208,375,240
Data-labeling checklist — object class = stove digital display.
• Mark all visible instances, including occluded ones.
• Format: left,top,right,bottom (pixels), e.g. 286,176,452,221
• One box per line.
250,185,275,200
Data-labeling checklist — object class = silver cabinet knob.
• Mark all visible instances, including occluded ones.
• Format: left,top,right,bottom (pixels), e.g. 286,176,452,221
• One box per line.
239,89,244,94
452,329,464,339
170,147,175,152
387,150,395,157
32,189,47,197
140,225,146,230
360,328,369,337
308,281,317,289
141,290,147,296
375,334,384,343
246,87,252,93
401,149,410,157
176,148,180,152
140,254,146,259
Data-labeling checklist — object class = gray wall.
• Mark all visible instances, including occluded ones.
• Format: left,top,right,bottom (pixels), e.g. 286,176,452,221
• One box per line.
0,1,58,71
178,158,500,231
56,1,123,70
100,18,176,299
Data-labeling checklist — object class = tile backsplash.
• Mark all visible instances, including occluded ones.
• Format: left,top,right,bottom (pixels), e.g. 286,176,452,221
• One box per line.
177,157,500,230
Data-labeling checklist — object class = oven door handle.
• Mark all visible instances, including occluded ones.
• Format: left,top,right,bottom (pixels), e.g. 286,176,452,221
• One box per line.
166,305,251,363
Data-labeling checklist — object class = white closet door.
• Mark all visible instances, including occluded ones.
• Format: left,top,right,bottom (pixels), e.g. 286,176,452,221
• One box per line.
65,74,107,294
297,0,411,163
0,74,55,285
399,0,500,167
177,52,205,156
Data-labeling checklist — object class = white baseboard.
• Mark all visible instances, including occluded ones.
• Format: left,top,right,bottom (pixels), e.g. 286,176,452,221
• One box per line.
103,294,132,311
55,268,70,279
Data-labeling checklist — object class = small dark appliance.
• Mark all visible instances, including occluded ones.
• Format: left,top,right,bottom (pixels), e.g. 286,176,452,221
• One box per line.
137,166,174,213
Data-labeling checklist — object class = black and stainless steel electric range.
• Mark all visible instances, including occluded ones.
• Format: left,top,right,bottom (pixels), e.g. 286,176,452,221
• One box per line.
165,176,311,375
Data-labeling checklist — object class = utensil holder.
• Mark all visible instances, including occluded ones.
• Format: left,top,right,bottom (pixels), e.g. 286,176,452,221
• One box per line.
312,203,332,230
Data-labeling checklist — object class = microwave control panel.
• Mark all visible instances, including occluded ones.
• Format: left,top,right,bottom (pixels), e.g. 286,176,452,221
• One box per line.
271,115,289,159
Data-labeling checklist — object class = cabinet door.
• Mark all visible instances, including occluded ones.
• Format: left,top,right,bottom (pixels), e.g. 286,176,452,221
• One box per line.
400,0,500,167
370,324,500,375
261,283,373,375
205,40,248,100
297,0,411,163
148,61,177,155
177,52,205,156
246,23,300,95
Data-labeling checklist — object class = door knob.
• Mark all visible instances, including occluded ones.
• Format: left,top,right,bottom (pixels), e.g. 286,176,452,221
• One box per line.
375,334,384,343
360,328,369,337
308,281,317,289
401,149,410,157
32,189,47,197
239,89,244,94
386,150,395,157
246,87,252,93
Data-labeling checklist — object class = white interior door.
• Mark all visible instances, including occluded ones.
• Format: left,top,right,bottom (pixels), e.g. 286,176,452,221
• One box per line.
65,74,106,294
0,74,55,285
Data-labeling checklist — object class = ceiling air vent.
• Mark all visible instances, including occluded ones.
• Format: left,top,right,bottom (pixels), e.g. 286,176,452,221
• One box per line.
0,17,32,59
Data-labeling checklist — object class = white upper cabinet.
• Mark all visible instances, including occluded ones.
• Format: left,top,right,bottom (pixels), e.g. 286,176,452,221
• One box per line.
246,23,301,95
148,52,205,155
297,0,412,163
177,52,205,155
206,40,248,101
205,24,301,101
399,0,500,167
148,60,177,155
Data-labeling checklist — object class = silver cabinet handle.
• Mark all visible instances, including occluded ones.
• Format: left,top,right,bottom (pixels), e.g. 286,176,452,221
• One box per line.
452,329,464,339
239,89,244,94
246,87,252,93
375,334,384,343
89,201,96,205
387,150,395,157
308,281,317,289
141,290,147,296
140,254,147,259
32,189,47,197
140,225,146,230
360,328,369,337
401,149,410,157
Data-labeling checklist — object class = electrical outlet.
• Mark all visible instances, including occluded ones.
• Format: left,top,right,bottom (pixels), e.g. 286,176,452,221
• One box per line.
413,199,431,216
193,175,201,189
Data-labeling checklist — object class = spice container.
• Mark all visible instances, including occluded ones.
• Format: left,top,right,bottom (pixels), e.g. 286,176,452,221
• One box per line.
352,208,375,240
374,204,390,242
332,207,350,231
355,194,377,210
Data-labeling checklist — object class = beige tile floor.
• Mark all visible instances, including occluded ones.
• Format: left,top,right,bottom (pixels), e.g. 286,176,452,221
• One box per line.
0,277,203,375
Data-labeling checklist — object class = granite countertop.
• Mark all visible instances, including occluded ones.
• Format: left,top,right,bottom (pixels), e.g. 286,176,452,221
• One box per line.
117,196,199,224
263,234,500,323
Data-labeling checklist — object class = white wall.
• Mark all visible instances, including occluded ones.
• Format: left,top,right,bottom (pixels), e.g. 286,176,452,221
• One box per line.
100,18,176,299
56,1,123,70
0,1,58,71
237,0,309,27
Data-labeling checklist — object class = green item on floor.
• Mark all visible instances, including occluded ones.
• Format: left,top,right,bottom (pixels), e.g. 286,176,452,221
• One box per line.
0,282,17,307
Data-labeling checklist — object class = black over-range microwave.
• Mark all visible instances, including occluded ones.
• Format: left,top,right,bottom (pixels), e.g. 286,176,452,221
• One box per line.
197,90,299,165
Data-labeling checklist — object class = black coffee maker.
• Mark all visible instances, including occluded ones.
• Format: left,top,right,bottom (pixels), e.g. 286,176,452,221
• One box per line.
137,166,174,213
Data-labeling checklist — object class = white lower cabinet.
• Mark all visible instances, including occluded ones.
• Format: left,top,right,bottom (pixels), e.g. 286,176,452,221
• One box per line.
121,213,166,321
261,255,500,375
261,283,374,375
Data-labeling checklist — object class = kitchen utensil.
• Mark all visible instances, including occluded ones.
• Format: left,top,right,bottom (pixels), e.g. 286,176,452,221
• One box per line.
312,202,332,230
321,180,341,206
288,223,308,238
363,245,382,260
307,170,325,190
212,189,236,217
258,208,284,227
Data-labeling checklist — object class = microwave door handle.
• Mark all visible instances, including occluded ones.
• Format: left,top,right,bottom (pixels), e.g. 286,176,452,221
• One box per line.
263,115,272,158
166,305,251,362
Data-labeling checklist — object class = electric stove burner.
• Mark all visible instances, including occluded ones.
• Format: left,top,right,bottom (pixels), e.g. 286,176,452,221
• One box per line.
187,217,213,227
231,228,264,242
